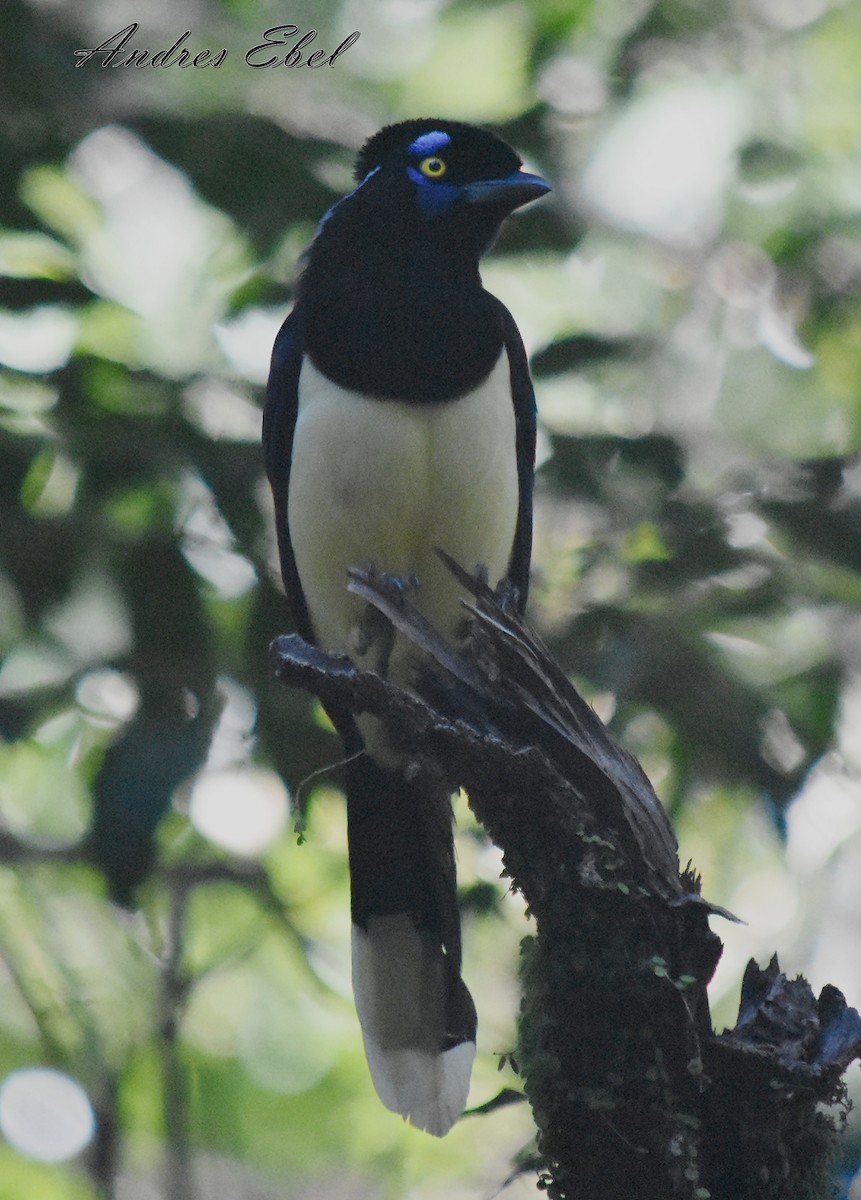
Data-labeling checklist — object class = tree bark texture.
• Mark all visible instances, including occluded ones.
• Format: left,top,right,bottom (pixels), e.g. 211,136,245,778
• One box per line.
270,562,861,1200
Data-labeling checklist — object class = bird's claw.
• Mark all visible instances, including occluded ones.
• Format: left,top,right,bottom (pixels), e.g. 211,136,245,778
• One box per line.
349,565,420,673
494,576,523,615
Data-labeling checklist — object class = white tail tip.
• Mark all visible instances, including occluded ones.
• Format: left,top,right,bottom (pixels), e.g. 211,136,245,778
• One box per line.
352,916,475,1136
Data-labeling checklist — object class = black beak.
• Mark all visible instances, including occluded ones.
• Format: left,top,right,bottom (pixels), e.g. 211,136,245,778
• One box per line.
463,170,551,212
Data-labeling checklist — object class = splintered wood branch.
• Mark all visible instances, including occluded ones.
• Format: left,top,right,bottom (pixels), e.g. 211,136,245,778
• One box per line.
270,562,861,1200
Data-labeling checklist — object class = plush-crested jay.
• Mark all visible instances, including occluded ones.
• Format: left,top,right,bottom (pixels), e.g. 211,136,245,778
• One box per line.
264,118,548,1134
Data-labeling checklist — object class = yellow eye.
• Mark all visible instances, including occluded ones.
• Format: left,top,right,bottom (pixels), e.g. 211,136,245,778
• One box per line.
419,156,447,179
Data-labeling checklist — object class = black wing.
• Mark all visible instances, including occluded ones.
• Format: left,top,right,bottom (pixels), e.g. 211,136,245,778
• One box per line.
494,297,537,611
263,308,316,644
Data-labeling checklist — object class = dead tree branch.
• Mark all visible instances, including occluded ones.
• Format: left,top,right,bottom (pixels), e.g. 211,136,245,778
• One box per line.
270,563,861,1200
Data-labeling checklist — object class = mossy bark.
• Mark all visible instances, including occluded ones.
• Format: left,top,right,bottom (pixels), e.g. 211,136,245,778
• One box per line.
271,566,861,1200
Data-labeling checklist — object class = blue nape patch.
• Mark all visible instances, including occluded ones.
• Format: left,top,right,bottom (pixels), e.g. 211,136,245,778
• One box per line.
408,130,451,157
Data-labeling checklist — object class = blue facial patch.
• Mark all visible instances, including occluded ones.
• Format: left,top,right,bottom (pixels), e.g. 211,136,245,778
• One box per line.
406,167,461,218
407,130,451,157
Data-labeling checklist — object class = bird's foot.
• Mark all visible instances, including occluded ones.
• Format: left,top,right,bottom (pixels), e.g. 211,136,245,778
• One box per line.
493,576,524,616
349,566,419,674
350,564,420,606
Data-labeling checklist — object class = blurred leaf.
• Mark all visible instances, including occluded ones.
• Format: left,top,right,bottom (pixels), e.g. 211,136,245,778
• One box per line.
88,708,215,906
129,116,336,255
102,483,174,540
459,879,504,917
397,5,533,121
719,348,861,458
621,522,671,564
756,458,861,574
532,333,652,376
0,231,75,281
526,0,593,43
19,168,101,246
803,7,861,157
542,432,686,499
557,607,812,808
0,374,57,418
19,449,55,513
75,304,144,369
737,139,805,191
0,1151,98,1200
0,736,89,844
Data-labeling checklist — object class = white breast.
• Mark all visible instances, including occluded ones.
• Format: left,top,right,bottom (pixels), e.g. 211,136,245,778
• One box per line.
287,353,519,693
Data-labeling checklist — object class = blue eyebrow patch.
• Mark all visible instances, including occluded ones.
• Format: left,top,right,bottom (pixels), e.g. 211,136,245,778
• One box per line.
408,130,451,156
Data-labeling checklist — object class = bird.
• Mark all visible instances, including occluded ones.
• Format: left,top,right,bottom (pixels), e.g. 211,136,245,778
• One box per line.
263,118,549,1135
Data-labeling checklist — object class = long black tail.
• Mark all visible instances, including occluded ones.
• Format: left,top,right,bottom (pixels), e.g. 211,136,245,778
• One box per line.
345,752,476,1136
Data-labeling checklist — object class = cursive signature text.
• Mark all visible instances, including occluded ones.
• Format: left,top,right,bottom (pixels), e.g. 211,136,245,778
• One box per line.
74,23,360,69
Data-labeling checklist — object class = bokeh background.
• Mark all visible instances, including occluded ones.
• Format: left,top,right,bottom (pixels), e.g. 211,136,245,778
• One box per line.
2,0,861,1196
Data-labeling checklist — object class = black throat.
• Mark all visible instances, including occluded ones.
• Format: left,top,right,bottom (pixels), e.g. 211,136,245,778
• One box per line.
297,178,505,404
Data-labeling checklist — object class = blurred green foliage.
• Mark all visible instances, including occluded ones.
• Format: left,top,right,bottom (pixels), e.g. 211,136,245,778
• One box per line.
1,0,861,1196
